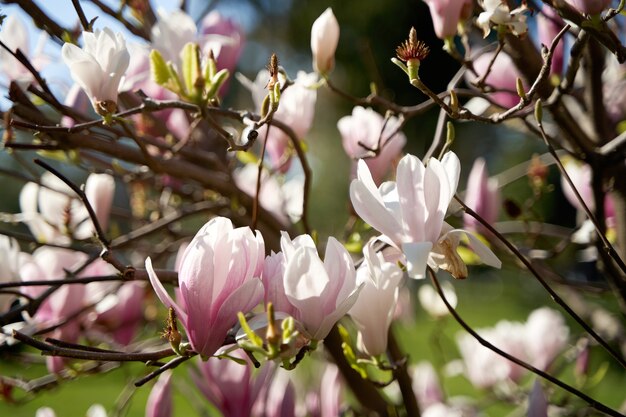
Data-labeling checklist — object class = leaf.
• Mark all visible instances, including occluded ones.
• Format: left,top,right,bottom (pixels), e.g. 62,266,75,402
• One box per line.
150,49,170,86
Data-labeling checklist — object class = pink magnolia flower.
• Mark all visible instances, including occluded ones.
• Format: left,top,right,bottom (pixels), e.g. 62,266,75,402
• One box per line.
0,15,47,87
192,351,273,417
146,217,265,357
524,307,569,370
61,83,92,128
412,362,443,410
239,70,317,172
537,6,565,75
565,0,612,15
457,320,528,388
254,369,296,417
311,8,339,75
338,106,406,185
306,364,343,417
61,28,130,115
145,371,172,417
463,157,500,232
349,241,403,356
19,172,115,244
423,0,473,39
528,379,549,417
280,232,361,341
200,11,245,77
469,51,522,108
350,152,501,279
262,251,297,317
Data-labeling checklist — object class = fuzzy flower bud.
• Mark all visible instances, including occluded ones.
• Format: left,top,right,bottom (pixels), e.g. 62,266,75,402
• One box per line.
311,8,339,75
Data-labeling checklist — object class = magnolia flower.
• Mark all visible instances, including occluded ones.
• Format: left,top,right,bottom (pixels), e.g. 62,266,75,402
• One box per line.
280,232,361,341
145,371,172,417
528,379,549,417
62,28,130,115
349,241,403,356
338,106,406,185
262,251,297,317
0,15,47,87
463,157,500,233
200,11,245,76
350,152,501,279
417,281,458,318
477,0,528,38
412,362,444,411
306,364,343,417
524,307,569,370
468,51,522,109
146,217,265,358
565,0,612,15
0,236,21,313
254,368,296,417
192,351,273,417
457,320,528,388
311,8,339,75
234,164,304,225
423,0,473,39
238,70,317,172
19,172,115,244
151,9,197,66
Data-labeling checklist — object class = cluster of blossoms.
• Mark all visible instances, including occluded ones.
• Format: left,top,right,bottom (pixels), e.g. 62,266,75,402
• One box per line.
1,0,625,415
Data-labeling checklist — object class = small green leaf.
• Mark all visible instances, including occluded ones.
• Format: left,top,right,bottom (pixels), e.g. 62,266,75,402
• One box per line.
181,42,201,98
150,49,170,86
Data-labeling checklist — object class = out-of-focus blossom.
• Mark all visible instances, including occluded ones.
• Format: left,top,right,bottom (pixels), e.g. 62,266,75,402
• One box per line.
338,106,406,185
350,152,501,279
145,371,172,417
423,0,473,39
349,241,402,356
200,11,245,76
306,364,343,417
253,368,296,417
239,70,317,172
151,9,196,66
19,172,115,245
0,236,21,313
311,8,339,75
36,405,107,417
234,164,304,225
36,407,56,417
62,28,130,115
0,15,47,87
146,217,265,358
418,281,457,318
463,158,500,233
524,307,569,370
61,83,92,128
457,308,569,388
527,379,548,417
537,7,565,75
561,157,615,243
477,0,528,38
564,0,612,15
468,52,521,109
412,362,443,410
192,351,272,417
457,320,528,388
280,232,361,341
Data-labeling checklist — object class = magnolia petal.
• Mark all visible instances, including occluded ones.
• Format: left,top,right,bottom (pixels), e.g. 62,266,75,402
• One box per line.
145,257,187,324
350,176,403,243
402,241,433,279
396,154,426,242
447,229,502,269
313,284,363,341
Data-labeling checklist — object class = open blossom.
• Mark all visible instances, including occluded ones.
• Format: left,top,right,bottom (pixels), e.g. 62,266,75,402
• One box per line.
200,11,245,75
463,157,500,232
61,28,130,115
338,106,406,185
477,0,528,38
146,217,265,357
524,307,569,370
565,0,612,15
417,281,458,318
311,8,339,75
349,241,403,356
19,172,115,245
279,232,361,341
423,0,473,39
468,51,522,109
412,362,444,410
350,152,501,279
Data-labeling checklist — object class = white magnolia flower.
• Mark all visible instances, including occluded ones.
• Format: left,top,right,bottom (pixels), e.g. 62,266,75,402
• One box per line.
477,0,528,38
61,28,130,115
0,15,48,87
350,152,501,279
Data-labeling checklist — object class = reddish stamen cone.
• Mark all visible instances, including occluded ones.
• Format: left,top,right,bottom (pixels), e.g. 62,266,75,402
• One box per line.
395,27,430,62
